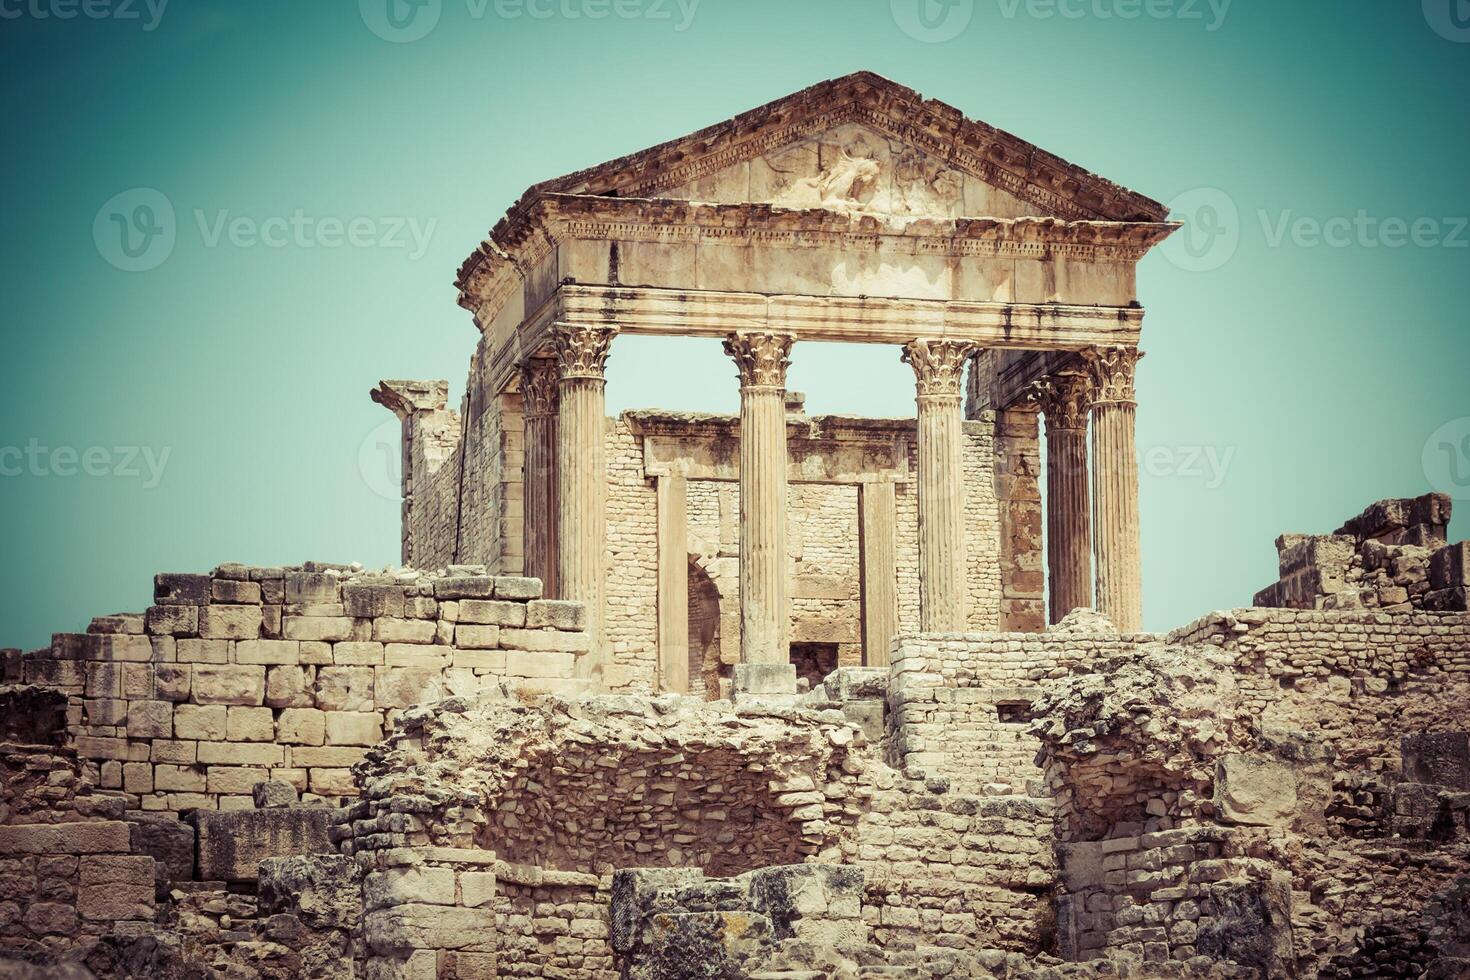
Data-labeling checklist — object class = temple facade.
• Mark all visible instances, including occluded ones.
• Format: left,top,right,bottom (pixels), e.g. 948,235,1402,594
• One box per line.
375,72,1175,695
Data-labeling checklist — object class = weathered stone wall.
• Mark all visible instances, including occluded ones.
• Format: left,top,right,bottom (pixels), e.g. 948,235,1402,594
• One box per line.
15,565,591,815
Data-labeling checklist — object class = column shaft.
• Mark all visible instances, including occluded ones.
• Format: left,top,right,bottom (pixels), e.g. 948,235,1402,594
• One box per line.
656,475,690,694
724,332,794,665
553,324,616,682
520,357,559,598
904,340,974,633
1046,426,1092,622
1032,371,1094,624
859,481,898,666
1086,348,1143,633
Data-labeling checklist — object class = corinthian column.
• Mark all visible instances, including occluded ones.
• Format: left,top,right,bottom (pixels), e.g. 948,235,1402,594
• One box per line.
520,355,559,600
1030,372,1094,625
553,323,617,681
1085,346,1143,633
903,339,975,633
724,331,795,667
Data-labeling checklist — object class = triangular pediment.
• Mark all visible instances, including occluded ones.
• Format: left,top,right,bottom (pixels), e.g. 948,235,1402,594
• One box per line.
459,72,1168,300
654,121,1040,221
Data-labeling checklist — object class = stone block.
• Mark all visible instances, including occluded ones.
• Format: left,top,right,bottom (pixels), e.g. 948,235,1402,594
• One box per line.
525,600,586,630
365,904,497,953
284,616,354,642
174,703,227,740
122,761,154,793
317,666,375,711
290,746,369,768
178,639,229,664
499,628,590,653
1431,542,1470,590
1215,755,1297,827
194,807,335,882
454,625,501,649
236,639,301,665
75,735,129,760
1402,732,1470,790
458,600,527,627
155,763,206,792
452,649,505,671
286,571,340,605
309,768,357,795
434,576,494,600
734,663,797,695
384,644,451,668
208,765,272,795
155,573,211,606
126,700,174,739
459,870,497,908
326,711,383,746
502,651,574,678
266,665,314,708
146,604,198,637
192,665,266,705
494,576,541,600
364,866,457,910
0,821,131,854
200,605,263,640
126,813,196,888
78,855,155,921
343,583,406,618
374,667,444,708
227,705,276,741
97,635,154,662
374,618,438,643
334,641,385,665
155,663,192,701
254,780,299,808
197,740,284,766
212,578,262,604
278,707,327,745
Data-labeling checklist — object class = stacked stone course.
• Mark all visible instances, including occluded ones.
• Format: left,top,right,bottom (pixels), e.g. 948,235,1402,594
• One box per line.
13,564,592,815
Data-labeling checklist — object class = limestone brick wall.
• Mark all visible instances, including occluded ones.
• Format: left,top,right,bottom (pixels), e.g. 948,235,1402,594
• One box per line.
402,404,464,571
1167,607,1470,772
606,417,658,691
16,564,591,816
888,630,1137,795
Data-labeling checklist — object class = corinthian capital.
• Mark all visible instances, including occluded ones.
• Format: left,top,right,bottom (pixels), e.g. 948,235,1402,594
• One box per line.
902,339,974,398
1083,346,1143,405
552,323,618,380
1028,371,1093,432
520,355,560,418
724,331,795,389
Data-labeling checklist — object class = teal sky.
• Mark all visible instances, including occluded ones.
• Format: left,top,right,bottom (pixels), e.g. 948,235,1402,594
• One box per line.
1,0,1466,651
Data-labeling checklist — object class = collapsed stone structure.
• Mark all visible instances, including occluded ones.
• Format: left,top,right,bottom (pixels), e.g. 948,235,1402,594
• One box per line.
3,73,1468,979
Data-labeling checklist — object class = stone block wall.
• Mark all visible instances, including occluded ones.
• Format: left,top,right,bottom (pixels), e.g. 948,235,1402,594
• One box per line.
1255,493,1467,613
14,564,592,815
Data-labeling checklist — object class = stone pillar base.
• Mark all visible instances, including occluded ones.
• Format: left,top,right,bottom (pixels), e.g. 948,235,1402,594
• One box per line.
733,663,797,696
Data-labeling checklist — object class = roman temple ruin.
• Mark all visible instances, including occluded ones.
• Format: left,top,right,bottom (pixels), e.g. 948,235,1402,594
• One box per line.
2,72,1467,980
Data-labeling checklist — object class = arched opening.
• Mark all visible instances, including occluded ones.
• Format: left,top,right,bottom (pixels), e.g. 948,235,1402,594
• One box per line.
687,558,727,700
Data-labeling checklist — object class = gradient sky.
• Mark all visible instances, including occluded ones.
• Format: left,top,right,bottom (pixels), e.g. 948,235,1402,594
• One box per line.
1,0,1466,651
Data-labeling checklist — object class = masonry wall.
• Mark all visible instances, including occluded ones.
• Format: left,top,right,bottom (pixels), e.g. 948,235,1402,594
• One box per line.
15,565,592,815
